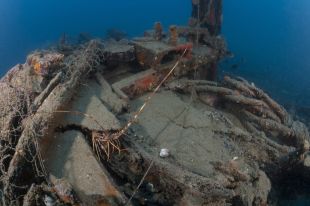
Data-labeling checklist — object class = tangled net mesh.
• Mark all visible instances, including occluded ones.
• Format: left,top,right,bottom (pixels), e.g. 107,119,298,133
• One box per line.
0,84,27,141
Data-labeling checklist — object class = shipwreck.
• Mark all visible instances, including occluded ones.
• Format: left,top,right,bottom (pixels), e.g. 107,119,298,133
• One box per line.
0,1,309,205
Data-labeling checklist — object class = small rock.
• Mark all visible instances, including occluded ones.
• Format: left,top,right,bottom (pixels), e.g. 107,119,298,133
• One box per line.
44,195,56,206
50,175,78,205
159,148,169,158
304,153,310,167
146,183,155,193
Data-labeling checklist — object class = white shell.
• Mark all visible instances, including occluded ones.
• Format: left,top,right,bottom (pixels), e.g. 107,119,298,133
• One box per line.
159,148,169,158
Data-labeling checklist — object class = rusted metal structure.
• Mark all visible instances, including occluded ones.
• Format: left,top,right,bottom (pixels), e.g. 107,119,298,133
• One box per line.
191,0,223,35
2,2,310,206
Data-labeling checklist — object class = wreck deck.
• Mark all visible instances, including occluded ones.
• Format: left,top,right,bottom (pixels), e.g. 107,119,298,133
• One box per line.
0,20,309,206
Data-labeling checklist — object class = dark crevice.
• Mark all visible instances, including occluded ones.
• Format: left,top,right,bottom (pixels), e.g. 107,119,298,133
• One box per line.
56,124,91,135
267,163,310,204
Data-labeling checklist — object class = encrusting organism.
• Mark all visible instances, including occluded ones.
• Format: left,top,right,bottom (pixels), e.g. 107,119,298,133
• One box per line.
169,25,178,46
154,22,163,41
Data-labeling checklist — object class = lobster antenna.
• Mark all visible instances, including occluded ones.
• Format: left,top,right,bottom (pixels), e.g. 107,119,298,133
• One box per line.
115,48,188,139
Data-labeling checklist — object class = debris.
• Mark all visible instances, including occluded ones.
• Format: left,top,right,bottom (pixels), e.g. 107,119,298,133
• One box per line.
133,40,174,67
112,69,159,100
159,148,170,158
103,40,135,63
50,176,78,205
176,26,210,43
43,195,56,206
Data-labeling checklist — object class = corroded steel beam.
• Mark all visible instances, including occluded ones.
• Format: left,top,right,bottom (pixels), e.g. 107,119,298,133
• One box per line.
191,0,223,35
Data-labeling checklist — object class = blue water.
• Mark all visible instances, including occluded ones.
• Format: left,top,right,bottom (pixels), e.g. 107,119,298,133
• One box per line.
0,0,190,74
222,0,310,107
0,0,310,107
